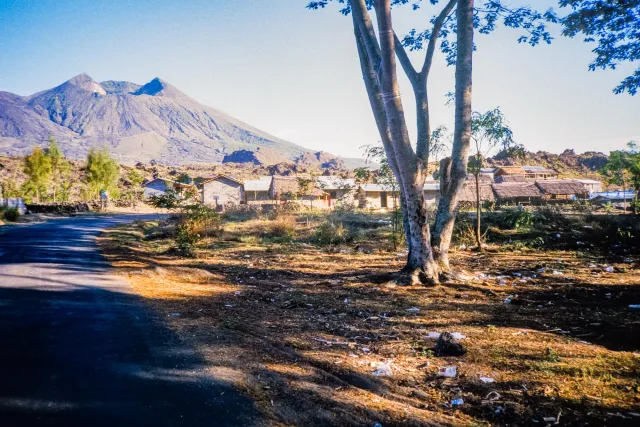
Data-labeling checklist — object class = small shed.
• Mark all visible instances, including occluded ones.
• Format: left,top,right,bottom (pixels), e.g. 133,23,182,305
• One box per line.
244,177,272,204
201,175,244,210
492,182,543,205
359,183,400,209
535,180,589,200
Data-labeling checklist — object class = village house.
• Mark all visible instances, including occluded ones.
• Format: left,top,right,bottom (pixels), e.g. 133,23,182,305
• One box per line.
522,166,559,180
457,182,495,207
492,182,543,206
535,180,589,200
143,178,195,199
576,179,602,194
244,176,272,204
269,176,330,208
201,175,244,210
493,166,559,182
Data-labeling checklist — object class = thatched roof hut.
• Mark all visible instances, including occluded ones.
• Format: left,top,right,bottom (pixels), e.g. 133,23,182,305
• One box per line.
535,180,588,196
535,180,589,200
493,182,543,199
457,183,495,204
269,176,327,200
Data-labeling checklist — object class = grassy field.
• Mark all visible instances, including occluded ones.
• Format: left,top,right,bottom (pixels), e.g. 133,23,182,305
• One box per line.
99,210,640,426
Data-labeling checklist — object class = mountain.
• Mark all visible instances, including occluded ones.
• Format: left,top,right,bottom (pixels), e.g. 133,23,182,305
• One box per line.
0,74,364,167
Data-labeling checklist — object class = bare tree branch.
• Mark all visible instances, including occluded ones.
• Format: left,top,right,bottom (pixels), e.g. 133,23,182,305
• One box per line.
421,0,458,76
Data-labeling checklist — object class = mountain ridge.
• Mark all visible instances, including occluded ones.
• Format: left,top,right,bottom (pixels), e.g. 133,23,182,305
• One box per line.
0,74,363,169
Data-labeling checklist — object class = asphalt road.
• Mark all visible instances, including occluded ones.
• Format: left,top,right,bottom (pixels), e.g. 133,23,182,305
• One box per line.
0,215,259,426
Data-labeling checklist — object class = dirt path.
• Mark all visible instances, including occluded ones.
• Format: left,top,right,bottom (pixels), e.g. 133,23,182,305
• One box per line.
0,215,259,426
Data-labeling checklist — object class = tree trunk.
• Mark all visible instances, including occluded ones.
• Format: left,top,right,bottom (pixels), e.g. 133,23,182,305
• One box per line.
374,0,438,282
475,173,482,250
431,0,474,270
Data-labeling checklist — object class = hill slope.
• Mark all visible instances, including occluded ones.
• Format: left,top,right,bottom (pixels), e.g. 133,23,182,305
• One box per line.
0,74,358,167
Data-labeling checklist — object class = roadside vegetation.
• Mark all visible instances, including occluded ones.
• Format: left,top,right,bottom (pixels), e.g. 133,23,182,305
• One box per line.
99,205,640,426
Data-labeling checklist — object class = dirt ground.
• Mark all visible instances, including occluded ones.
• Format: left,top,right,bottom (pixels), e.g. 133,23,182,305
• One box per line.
99,213,640,426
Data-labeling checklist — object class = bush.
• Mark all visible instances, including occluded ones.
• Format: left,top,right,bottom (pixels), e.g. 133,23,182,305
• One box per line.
173,205,223,256
315,220,348,245
266,215,297,241
501,206,534,230
3,207,20,222
223,205,262,222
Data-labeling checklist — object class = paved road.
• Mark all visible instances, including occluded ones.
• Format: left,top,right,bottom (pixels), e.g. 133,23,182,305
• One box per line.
0,215,259,426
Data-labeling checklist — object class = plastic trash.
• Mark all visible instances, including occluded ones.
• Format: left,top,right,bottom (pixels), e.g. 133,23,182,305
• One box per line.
629,305,640,310
504,295,513,304
552,270,563,275
427,332,441,339
373,423,383,427
451,398,464,406
536,268,546,273
427,332,465,340
498,279,507,286
169,312,181,317
512,272,522,277
438,366,457,378
451,332,466,340
406,307,420,312
604,266,614,273
480,376,496,383
372,361,393,376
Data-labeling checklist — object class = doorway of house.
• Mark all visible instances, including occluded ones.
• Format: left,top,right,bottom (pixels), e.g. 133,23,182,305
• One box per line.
380,192,388,208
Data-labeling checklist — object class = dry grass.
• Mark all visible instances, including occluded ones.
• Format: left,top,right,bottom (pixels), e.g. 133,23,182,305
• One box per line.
99,215,640,426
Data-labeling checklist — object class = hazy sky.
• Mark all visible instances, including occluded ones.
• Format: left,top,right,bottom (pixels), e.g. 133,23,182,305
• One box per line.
1,0,638,159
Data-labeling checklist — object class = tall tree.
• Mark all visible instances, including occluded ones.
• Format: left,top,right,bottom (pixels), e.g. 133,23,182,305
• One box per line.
600,149,631,212
308,0,553,282
86,147,120,200
45,136,68,202
468,108,514,249
24,146,52,203
557,0,640,95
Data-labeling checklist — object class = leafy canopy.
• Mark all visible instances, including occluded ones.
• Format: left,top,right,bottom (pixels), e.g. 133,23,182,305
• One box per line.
86,147,120,198
557,0,640,95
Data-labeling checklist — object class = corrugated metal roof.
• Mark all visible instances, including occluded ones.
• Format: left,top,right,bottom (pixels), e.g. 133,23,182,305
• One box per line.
244,180,271,192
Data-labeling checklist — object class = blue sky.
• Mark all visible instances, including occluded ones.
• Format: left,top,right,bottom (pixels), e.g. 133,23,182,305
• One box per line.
1,0,638,158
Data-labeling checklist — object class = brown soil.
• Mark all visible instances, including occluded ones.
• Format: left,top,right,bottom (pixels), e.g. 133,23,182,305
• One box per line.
99,216,640,426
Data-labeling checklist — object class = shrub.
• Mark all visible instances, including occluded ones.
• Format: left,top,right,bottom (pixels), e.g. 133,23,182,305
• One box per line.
534,205,566,225
173,204,223,256
315,220,348,245
3,207,20,222
267,215,297,240
501,206,534,230
223,204,263,222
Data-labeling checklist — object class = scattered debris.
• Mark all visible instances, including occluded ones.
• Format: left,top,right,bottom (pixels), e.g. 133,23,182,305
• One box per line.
168,312,180,317
629,305,640,310
435,332,466,356
372,361,393,377
504,295,513,304
604,266,614,273
552,271,563,275
451,398,464,406
406,307,420,313
438,366,457,378
479,376,496,383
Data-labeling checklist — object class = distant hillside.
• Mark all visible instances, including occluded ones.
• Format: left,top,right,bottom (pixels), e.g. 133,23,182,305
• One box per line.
488,149,609,181
0,74,365,169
